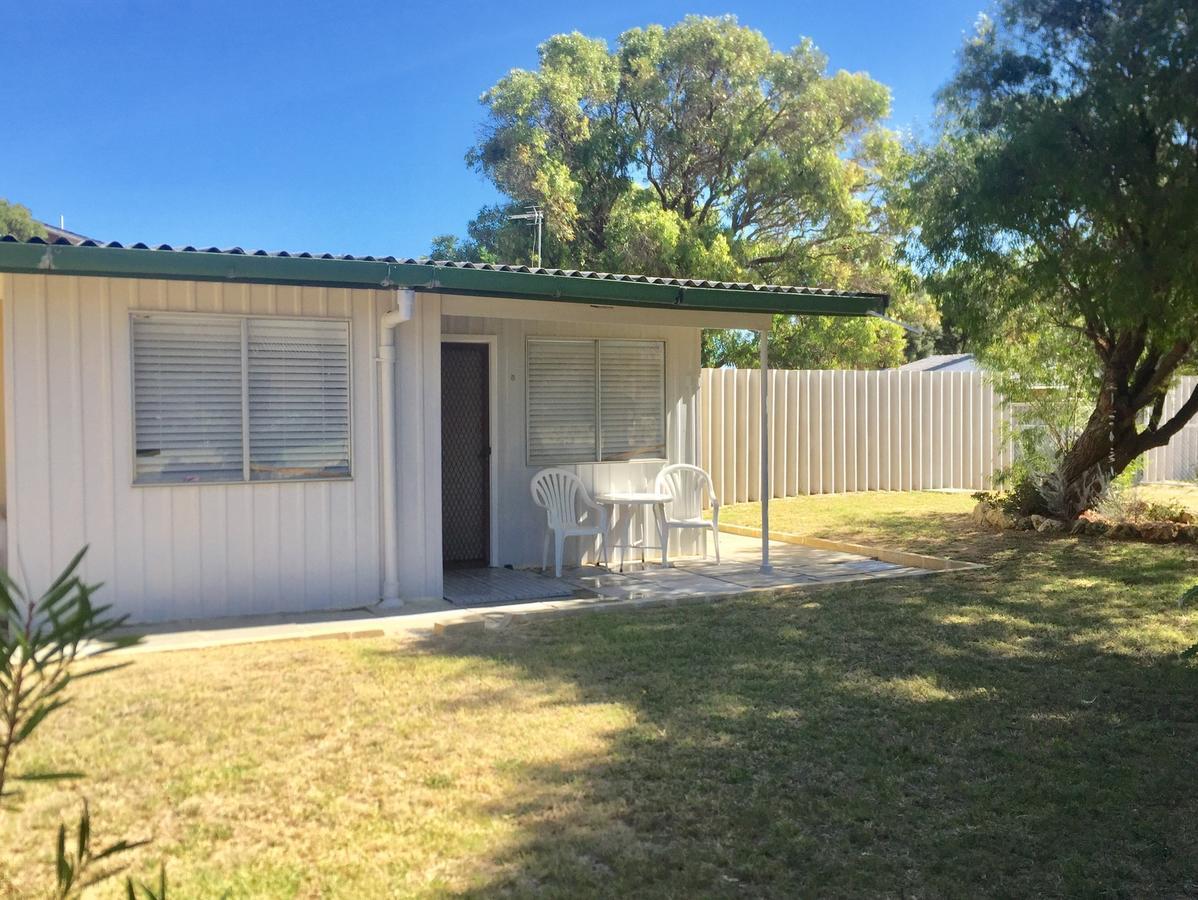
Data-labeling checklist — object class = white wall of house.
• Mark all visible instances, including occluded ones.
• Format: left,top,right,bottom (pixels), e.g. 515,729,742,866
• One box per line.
1,273,392,622
0,274,764,623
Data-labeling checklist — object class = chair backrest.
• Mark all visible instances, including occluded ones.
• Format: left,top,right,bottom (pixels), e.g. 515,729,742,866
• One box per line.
531,468,589,529
655,464,715,519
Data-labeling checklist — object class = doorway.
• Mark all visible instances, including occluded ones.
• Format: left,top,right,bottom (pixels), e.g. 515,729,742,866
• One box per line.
441,341,492,567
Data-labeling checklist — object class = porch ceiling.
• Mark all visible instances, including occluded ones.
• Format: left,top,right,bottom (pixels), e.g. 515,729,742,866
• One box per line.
0,237,888,318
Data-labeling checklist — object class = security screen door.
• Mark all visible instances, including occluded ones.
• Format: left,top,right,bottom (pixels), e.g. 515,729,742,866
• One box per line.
441,342,490,566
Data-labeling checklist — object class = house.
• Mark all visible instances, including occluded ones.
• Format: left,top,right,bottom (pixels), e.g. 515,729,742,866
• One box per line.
0,237,887,622
895,353,978,373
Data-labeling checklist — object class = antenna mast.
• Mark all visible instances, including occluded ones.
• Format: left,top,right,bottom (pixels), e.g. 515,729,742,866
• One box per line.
507,204,544,267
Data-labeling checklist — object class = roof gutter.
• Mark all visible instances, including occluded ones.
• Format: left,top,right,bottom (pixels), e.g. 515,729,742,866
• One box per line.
0,241,889,318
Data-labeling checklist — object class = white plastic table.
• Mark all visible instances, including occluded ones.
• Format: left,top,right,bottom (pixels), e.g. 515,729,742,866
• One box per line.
595,491,673,571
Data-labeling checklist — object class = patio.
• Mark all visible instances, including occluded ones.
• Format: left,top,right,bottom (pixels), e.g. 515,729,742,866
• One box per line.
120,532,931,653
446,532,926,607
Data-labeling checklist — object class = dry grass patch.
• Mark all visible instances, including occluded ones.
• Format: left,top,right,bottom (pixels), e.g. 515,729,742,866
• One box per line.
1127,481,1198,513
1,640,635,897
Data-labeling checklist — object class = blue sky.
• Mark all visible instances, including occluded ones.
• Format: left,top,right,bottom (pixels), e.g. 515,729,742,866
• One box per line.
3,0,985,257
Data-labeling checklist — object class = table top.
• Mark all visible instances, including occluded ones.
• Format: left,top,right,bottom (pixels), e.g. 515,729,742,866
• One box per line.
595,491,672,504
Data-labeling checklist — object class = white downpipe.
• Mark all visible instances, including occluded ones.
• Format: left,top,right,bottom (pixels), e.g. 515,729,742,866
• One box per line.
378,288,415,604
759,328,772,574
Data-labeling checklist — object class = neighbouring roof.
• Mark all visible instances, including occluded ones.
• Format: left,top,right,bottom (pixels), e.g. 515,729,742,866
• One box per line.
896,353,978,373
39,222,95,246
0,236,888,318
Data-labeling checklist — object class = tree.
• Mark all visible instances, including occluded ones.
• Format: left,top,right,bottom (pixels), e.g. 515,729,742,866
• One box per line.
911,0,1198,517
0,199,45,241
446,16,914,368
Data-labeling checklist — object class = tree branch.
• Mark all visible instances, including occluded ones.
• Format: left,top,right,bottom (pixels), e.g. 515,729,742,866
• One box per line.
1135,382,1198,453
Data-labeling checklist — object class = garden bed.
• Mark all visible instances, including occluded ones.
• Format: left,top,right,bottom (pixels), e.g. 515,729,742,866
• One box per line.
972,486,1198,543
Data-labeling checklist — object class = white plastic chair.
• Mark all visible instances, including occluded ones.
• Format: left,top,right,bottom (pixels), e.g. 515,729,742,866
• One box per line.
530,468,610,577
654,464,721,563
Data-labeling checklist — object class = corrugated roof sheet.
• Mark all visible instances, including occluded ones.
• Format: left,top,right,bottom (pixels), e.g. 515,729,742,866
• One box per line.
896,353,978,373
0,235,884,300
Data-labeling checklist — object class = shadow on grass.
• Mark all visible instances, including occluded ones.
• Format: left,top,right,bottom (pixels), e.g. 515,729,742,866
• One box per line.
377,539,1198,897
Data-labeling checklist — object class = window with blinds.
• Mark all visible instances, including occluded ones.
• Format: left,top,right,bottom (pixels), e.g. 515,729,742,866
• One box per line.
527,339,597,466
526,337,665,465
132,315,245,484
599,340,666,461
247,319,350,481
131,313,351,485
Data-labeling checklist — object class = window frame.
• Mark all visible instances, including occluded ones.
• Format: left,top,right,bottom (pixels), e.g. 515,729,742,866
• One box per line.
128,310,354,487
525,336,667,467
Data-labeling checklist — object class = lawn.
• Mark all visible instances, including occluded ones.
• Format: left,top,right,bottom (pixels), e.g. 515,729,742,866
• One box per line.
722,489,989,557
3,492,1197,897
720,483,1198,558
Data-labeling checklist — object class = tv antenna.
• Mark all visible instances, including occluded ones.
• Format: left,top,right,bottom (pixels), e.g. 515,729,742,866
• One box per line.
508,204,544,267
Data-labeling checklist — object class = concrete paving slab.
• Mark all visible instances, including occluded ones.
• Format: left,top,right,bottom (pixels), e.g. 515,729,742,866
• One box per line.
704,569,822,589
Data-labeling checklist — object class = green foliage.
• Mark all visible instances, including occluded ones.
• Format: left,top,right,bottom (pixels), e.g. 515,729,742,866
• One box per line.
0,546,138,799
447,15,917,369
426,234,484,263
0,548,166,895
0,199,45,241
54,800,148,899
910,0,1198,512
466,15,898,272
972,479,1043,517
126,865,168,900
702,315,908,370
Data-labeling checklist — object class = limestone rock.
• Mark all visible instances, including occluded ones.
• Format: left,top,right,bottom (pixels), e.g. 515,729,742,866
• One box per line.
1030,515,1065,534
984,506,1016,530
1137,521,1179,542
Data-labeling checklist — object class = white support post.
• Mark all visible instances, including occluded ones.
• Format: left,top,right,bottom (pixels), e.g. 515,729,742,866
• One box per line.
759,328,772,574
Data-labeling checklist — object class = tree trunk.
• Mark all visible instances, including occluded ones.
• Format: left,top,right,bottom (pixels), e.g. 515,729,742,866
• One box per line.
1017,363,1198,519
1032,410,1142,519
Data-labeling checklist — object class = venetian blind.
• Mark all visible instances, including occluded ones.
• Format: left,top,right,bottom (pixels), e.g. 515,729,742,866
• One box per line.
131,314,245,484
527,338,598,465
599,340,666,461
247,318,351,481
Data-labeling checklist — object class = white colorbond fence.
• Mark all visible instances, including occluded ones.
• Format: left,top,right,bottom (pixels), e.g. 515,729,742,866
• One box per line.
699,368,1198,505
1143,376,1198,483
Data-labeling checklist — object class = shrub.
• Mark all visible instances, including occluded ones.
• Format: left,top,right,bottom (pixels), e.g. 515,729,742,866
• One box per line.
1097,491,1194,525
0,547,166,897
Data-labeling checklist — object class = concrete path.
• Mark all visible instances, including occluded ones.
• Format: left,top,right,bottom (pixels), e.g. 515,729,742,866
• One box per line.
115,533,930,654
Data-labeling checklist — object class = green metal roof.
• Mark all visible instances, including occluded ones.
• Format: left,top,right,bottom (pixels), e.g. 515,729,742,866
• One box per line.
0,237,889,317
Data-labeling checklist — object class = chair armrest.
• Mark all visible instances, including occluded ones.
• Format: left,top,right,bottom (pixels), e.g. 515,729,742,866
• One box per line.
580,495,608,529
580,494,604,515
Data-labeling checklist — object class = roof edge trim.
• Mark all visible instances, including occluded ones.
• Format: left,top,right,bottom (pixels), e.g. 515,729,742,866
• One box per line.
0,241,888,317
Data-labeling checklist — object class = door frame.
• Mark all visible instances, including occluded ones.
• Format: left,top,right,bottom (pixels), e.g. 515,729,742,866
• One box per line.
440,334,499,566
